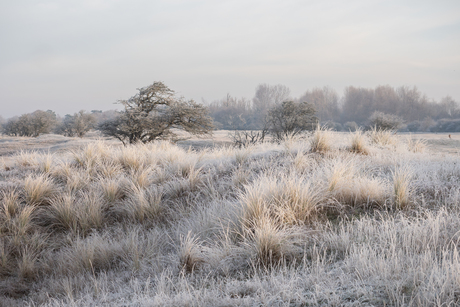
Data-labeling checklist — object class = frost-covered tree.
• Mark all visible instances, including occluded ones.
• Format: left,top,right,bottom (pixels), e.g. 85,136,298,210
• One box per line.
98,82,214,145
266,101,317,140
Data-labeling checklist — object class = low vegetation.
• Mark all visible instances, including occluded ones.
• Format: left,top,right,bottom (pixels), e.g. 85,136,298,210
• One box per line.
0,130,459,306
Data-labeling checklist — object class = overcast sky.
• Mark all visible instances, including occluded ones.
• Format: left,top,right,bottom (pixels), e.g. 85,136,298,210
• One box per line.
1,0,459,118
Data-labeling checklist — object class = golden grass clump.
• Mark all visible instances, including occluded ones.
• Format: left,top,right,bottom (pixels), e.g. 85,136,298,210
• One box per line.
324,157,387,207
1,190,36,237
349,129,369,155
98,177,127,205
178,232,205,273
117,145,149,171
128,166,153,189
406,136,427,153
326,158,356,192
243,215,303,267
15,151,40,167
1,189,21,221
65,170,91,193
368,127,398,147
310,126,333,153
96,161,124,179
240,174,324,226
393,166,412,209
72,142,111,172
13,206,36,237
37,153,55,174
116,186,163,223
18,246,39,280
24,174,58,206
43,194,79,232
78,192,105,233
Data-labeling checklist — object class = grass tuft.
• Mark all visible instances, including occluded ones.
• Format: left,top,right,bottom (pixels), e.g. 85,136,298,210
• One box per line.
243,215,303,268
406,136,427,153
42,194,78,232
393,166,412,209
116,186,163,223
23,174,58,206
310,126,333,153
18,246,38,280
368,127,398,147
98,177,126,205
178,232,205,273
78,192,105,234
1,189,21,221
240,174,324,226
38,153,54,174
349,129,369,155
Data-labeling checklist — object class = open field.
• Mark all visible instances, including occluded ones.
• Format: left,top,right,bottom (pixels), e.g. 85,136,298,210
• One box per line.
0,130,460,306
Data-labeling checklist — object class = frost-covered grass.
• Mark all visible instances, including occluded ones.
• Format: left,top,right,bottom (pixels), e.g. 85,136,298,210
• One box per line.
0,131,459,306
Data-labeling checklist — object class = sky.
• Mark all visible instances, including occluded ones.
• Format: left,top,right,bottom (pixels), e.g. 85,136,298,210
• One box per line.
0,0,459,118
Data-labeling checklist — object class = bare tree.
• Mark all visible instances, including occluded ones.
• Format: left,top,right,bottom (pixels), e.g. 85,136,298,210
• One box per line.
298,86,339,122
253,84,291,128
266,101,317,140
208,95,253,130
437,96,459,119
98,82,214,145
56,110,96,137
2,110,56,137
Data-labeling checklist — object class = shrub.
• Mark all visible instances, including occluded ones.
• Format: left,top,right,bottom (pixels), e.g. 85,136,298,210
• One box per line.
368,111,403,131
2,110,57,137
266,101,318,140
55,111,96,137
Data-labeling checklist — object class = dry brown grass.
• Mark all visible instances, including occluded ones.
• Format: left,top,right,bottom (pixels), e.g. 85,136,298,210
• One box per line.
77,191,105,234
310,126,333,153
242,214,304,267
240,174,325,226
368,127,398,147
43,194,79,232
393,166,412,209
406,135,428,153
115,186,163,223
23,174,58,206
98,177,126,205
349,129,369,155
0,134,458,306
178,232,205,273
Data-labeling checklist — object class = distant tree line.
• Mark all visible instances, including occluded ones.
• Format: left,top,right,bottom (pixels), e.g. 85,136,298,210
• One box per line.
0,109,118,137
1,83,459,138
207,84,460,133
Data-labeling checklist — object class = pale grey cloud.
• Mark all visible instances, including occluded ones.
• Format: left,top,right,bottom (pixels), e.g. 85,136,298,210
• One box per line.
0,0,459,117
